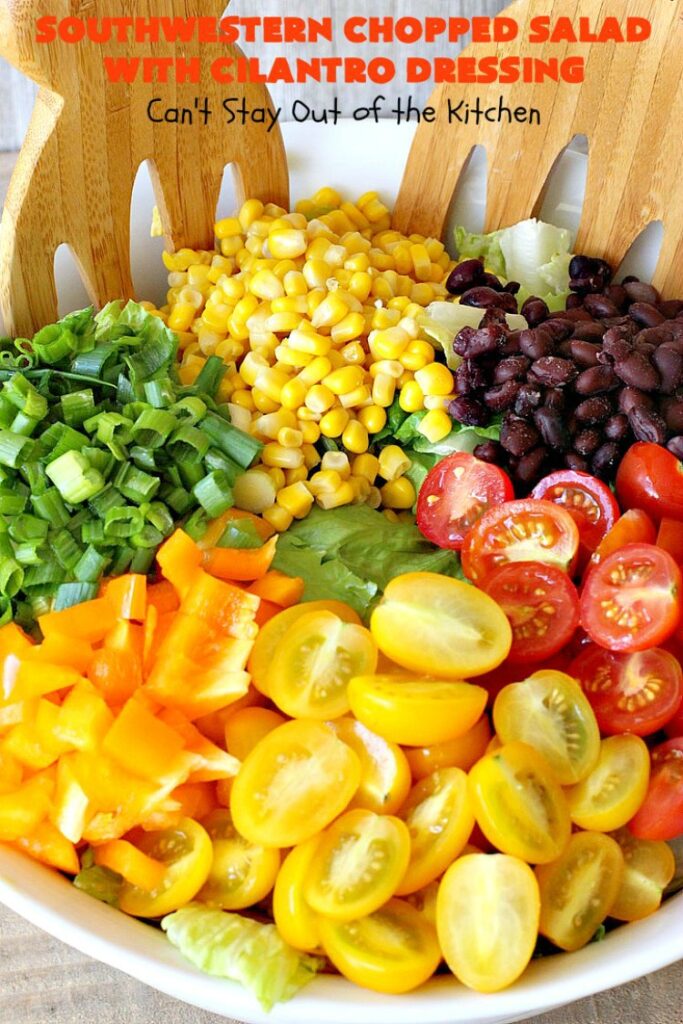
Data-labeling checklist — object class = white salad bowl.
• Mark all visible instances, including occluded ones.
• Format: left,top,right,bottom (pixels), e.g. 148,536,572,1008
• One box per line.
0,119,681,1024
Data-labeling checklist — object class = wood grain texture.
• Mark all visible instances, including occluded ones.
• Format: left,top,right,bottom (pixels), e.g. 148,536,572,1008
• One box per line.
395,0,683,296
0,0,289,337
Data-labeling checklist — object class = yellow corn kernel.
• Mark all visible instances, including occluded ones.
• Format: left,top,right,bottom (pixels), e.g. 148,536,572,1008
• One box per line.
398,371,415,389
168,303,196,332
215,216,242,239
356,191,379,210
307,291,326,319
409,243,431,282
297,407,319,422
276,481,314,519
317,481,355,510
280,377,307,410
369,327,410,361
301,443,322,469
308,470,343,496
357,405,387,435
271,296,308,315
322,244,346,268
371,307,401,331
411,282,435,306
383,509,400,524
341,202,370,230
326,349,346,371
298,356,332,386
352,453,380,484
296,198,317,218
313,186,342,208
273,259,299,279
430,263,446,284
348,272,373,303
418,408,452,444
220,236,243,258
187,264,212,289
369,359,404,379
366,485,382,509
199,304,230,333
319,407,351,438
415,362,454,396
230,389,256,411
252,389,280,414
381,477,416,510
388,295,411,313
284,270,308,296
254,367,290,404
249,270,284,301
307,237,332,261
339,341,365,365
323,365,365,396
285,466,309,487
268,229,308,260
379,445,411,482
265,312,302,335
262,444,305,470
303,259,330,290
253,411,297,440
305,384,336,414
238,199,265,231
399,380,425,413
311,293,349,329
342,419,369,455
402,302,425,320
275,345,310,368
277,427,304,449
371,277,395,303
321,451,351,478
423,394,455,411
216,339,244,362
219,276,245,302
177,286,205,310
267,467,286,492
369,249,395,272
351,476,372,503
372,373,396,408
331,312,365,345
240,352,270,387
288,328,331,356
293,416,318,444
339,384,371,409
245,235,265,256
233,294,260,323
263,505,293,532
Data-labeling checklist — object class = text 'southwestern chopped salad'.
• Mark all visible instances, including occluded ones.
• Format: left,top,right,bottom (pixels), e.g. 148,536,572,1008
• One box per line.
0,187,682,1009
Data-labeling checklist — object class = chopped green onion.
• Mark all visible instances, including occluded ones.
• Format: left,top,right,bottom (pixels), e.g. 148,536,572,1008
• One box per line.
61,389,96,425
81,520,105,545
144,378,176,408
125,332,176,384
194,355,227,397
87,412,134,446
218,519,264,549
193,470,234,517
74,545,110,582
46,451,105,504
204,448,244,484
0,395,16,428
10,412,41,436
131,408,177,448
143,502,174,537
167,425,210,463
178,459,205,489
3,373,48,419
173,397,207,424
23,557,62,587
31,488,71,527
0,430,35,468
0,596,13,626
0,488,28,515
21,462,49,495
52,529,83,570
109,546,134,575
0,557,23,596
160,484,194,515
183,507,208,541
114,464,160,504
14,543,45,567
71,344,118,378
130,547,157,573
41,422,89,461
31,324,77,364
129,446,159,472
9,514,49,543
199,413,262,468
104,505,144,539
53,581,99,610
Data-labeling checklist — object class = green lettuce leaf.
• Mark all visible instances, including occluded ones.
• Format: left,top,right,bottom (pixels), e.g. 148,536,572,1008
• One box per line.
162,904,323,1010
273,505,463,619
454,225,506,276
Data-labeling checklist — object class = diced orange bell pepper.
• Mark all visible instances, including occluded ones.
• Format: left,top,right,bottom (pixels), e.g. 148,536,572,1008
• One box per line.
3,657,84,705
54,684,114,751
39,598,118,644
0,623,33,661
88,647,142,707
146,580,180,615
215,777,233,808
193,687,266,744
203,535,278,582
0,775,53,841
156,529,202,598
181,571,260,637
657,517,683,565
171,782,217,820
142,604,158,674
94,839,166,890
158,708,239,781
247,570,305,608
14,820,80,875
0,699,37,735
253,598,281,628
102,697,186,781
197,508,275,550
22,634,94,674
105,618,145,659
51,755,91,843
136,799,183,833
104,574,147,622
3,700,73,771
0,750,22,794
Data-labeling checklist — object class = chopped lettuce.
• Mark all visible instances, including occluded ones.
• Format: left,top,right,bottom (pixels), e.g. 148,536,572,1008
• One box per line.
272,505,463,618
162,904,323,1010
419,301,527,367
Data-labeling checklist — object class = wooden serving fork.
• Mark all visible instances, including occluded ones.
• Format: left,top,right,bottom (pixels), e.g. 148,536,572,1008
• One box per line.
0,0,289,336
394,0,683,297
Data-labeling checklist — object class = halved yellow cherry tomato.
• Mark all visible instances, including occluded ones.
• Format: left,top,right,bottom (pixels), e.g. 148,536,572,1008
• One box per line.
608,827,676,922
404,715,491,780
404,879,440,926
566,734,650,831
468,742,571,864
272,835,322,951
370,573,512,678
536,831,624,951
118,817,212,918
230,719,361,847
493,671,600,785
437,853,540,993
224,707,286,761
196,808,280,911
247,600,362,695
317,897,441,994
329,717,411,815
396,767,474,895
304,809,410,921
348,675,487,747
267,611,377,719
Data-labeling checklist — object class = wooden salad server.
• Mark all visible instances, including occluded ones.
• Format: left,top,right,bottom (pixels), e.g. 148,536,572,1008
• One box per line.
0,0,289,336
395,0,683,297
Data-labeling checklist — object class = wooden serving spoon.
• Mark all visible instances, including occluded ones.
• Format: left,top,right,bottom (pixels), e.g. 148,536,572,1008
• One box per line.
0,0,289,336
395,0,683,297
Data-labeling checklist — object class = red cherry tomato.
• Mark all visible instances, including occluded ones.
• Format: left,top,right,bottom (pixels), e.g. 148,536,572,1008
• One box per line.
416,453,514,551
628,737,683,841
580,543,682,653
461,500,580,584
531,471,619,558
665,702,683,738
480,561,579,664
616,442,683,522
656,517,683,565
589,509,657,571
570,644,683,737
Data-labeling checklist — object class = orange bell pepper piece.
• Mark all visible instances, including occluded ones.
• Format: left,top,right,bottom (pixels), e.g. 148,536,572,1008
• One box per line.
197,508,275,550
94,839,166,890
158,708,240,781
104,574,147,621
193,686,266,745
39,598,118,644
657,517,683,565
0,775,53,841
247,570,305,608
3,700,73,771
2,657,84,705
14,820,80,875
146,579,180,615
0,623,33,660
54,684,114,751
171,782,217,820
156,529,202,597
253,597,281,627
203,535,278,582
181,570,260,637
102,698,186,781
215,777,233,808
22,633,94,674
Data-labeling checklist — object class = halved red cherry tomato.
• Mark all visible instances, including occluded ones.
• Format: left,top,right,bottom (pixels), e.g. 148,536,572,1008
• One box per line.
580,544,682,652
616,442,683,522
461,500,579,583
665,700,683,738
628,737,683,841
656,517,683,565
589,509,657,571
481,561,579,663
570,644,683,736
531,470,619,559
416,453,514,551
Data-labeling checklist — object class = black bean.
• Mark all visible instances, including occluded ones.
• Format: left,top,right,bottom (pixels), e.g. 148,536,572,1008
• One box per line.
544,388,566,412
569,255,613,293
502,281,521,296
659,299,683,319
501,331,522,355
621,275,640,285
492,355,531,383
574,365,619,394
604,413,630,441
601,327,633,362
519,328,555,360
473,440,504,464
448,396,491,427
634,341,656,360
637,325,673,347
628,407,667,445
514,384,544,417
623,280,659,305
667,436,683,460
514,447,548,487
480,306,512,329
629,302,666,328
566,293,585,310
653,346,683,393
570,340,601,367
604,284,628,310
565,452,590,473
529,357,578,387
575,396,612,424
481,272,506,291
460,286,518,313
534,407,570,450
453,324,505,359
483,381,521,411
618,387,654,415
543,319,575,342
592,442,621,479
520,297,549,327
661,397,683,434
563,308,596,322
613,351,661,391
445,259,485,295
573,429,602,456
454,360,489,394
557,340,575,359
583,293,620,318
572,322,606,342
500,415,541,457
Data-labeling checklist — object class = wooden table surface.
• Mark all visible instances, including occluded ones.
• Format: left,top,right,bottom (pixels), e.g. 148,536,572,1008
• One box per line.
1,152,682,1023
